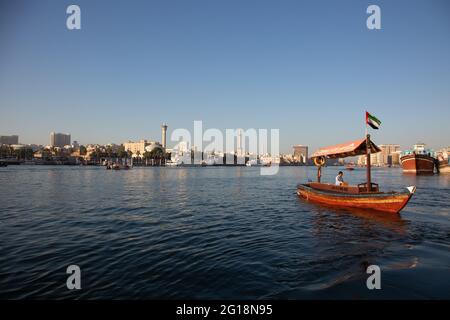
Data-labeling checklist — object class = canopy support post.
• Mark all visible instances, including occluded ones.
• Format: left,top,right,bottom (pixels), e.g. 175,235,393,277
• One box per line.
317,166,321,183
366,134,371,192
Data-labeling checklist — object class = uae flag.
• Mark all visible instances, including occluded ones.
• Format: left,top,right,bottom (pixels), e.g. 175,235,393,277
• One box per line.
366,111,381,129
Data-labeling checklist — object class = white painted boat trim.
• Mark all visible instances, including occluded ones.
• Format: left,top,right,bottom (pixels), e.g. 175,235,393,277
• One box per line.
407,186,417,194
400,158,435,165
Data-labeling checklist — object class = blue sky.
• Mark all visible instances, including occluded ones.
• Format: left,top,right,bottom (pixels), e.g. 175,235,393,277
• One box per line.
0,0,449,153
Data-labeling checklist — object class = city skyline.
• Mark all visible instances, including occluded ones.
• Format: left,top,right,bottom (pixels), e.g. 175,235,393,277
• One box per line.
1,0,450,153
1,125,447,156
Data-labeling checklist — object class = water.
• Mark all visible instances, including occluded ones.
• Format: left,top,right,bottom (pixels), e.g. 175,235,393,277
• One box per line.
0,166,449,299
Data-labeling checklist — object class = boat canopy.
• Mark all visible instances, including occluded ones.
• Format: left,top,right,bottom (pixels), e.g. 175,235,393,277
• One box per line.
310,138,381,159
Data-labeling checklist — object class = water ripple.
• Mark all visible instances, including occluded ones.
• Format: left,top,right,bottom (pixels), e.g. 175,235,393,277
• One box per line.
0,166,449,299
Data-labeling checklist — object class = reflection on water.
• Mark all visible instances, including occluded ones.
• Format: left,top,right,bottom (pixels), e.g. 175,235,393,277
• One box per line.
309,202,409,234
0,166,449,299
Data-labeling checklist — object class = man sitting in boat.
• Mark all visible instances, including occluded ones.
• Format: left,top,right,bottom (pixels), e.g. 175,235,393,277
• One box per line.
335,171,345,186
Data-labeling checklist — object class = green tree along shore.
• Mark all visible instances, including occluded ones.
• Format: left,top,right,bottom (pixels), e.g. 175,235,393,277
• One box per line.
0,145,34,160
0,144,169,166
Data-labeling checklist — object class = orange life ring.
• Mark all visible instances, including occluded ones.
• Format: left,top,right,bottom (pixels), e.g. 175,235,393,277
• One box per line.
313,156,325,167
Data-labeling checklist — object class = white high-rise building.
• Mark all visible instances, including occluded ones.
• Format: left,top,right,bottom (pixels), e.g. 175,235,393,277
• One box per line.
237,129,243,157
178,140,189,153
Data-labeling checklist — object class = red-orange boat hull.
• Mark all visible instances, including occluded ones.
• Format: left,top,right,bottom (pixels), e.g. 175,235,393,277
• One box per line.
297,184,413,214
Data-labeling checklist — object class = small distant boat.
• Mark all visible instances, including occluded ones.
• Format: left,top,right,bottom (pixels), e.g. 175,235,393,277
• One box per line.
437,155,446,168
437,154,450,173
297,135,416,214
345,164,355,170
400,143,436,174
106,163,130,170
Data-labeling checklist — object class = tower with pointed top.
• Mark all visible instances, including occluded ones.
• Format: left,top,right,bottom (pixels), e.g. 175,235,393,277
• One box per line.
161,123,168,149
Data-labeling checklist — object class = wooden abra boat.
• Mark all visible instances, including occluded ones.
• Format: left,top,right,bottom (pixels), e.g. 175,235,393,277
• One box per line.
297,135,416,214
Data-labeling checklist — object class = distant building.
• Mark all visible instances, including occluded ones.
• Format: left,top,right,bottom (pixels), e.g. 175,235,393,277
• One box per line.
293,145,308,164
237,129,244,157
378,144,401,166
357,154,379,166
26,144,43,152
260,154,280,165
370,152,382,166
50,132,71,148
123,140,147,156
356,144,400,166
123,140,162,157
10,144,27,150
391,151,401,166
169,139,191,164
178,140,189,153
281,154,295,164
357,155,366,166
0,135,19,145
144,141,163,153
105,143,122,153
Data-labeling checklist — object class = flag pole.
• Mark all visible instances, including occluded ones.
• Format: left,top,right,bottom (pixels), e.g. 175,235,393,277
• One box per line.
365,110,368,137
365,111,371,192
